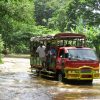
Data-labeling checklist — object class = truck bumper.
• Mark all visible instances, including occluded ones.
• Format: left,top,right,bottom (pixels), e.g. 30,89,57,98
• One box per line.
65,73,99,80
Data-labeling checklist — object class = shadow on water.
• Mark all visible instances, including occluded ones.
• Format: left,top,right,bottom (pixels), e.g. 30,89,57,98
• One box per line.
30,73,93,86
63,79,93,86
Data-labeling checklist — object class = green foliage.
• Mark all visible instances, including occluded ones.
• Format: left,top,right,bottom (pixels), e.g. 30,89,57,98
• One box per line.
0,0,100,54
71,16,100,57
0,35,3,63
0,35,4,51
34,0,100,32
34,0,73,31
34,0,54,26
0,0,35,53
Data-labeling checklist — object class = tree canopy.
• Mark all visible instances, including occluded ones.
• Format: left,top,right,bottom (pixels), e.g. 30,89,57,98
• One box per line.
0,0,100,56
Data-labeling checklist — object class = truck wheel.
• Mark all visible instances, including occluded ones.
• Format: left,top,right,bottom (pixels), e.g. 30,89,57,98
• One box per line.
86,80,93,84
35,69,41,76
57,73,63,82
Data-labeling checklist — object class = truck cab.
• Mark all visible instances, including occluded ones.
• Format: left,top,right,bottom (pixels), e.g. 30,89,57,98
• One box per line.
56,47,99,82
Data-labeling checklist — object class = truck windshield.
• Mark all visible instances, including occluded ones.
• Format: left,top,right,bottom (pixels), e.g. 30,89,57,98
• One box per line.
68,49,98,60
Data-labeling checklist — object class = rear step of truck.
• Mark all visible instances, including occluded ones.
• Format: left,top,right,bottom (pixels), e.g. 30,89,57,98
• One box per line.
41,70,56,78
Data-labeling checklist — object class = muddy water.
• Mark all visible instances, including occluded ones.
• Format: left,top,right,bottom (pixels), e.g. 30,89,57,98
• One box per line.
0,57,100,100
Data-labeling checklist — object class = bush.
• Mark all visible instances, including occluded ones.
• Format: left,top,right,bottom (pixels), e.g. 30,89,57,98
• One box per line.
0,35,4,63
13,44,29,54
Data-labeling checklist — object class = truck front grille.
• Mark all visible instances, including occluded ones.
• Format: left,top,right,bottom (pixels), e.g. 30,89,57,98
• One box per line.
81,68,92,73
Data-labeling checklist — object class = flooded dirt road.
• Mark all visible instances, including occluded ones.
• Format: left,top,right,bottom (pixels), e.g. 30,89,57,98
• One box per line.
0,57,100,100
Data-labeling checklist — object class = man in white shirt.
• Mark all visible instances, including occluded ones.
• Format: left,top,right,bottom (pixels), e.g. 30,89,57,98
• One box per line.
36,43,46,68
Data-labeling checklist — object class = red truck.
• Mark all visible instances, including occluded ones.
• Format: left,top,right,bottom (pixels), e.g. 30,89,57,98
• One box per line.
30,33,100,83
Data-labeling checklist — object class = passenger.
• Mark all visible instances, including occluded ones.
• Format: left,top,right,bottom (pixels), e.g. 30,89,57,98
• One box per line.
36,43,46,69
45,43,50,54
49,46,57,68
45,44,57,69
45,43,51,68
50,46,56,57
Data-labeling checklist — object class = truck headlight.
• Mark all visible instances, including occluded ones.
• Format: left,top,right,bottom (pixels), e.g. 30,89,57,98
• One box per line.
71,71,76,73
94,70,99,73
68,70,79,74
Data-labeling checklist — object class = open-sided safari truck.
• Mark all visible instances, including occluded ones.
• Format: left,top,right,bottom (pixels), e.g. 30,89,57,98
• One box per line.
30,33,99,83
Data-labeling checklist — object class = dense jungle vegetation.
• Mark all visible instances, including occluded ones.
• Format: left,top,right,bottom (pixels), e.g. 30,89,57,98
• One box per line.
0,0,100,58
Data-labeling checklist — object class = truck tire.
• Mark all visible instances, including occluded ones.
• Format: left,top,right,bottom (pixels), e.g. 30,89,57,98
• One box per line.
57,73,63,82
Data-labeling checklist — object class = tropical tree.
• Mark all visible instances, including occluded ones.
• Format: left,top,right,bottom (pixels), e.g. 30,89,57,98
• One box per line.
71,16,100,57
0,0,35,53
0,0,100,54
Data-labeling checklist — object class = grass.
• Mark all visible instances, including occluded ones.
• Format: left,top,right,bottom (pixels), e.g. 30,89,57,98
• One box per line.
0,58,3,64
3,54,30,58
6,54,30,58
